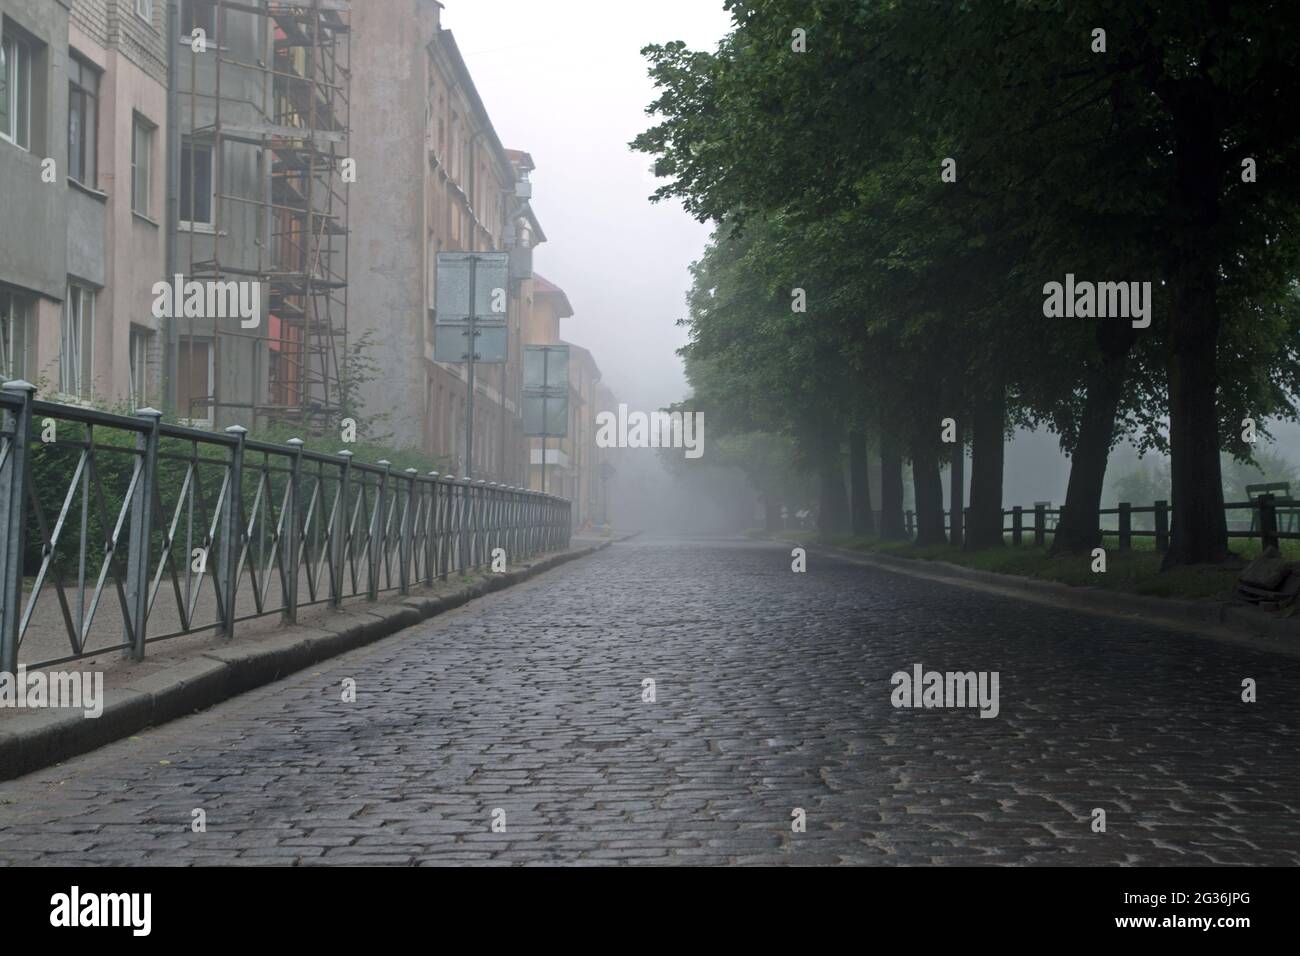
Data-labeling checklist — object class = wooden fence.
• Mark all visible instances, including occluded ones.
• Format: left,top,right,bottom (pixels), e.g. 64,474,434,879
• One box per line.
900,494,1300,551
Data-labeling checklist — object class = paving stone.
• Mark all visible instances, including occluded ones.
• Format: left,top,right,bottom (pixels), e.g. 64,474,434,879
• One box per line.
0,538,1296,865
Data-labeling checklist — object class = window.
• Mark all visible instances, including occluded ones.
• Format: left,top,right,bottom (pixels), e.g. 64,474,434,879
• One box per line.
450,112,460,179
0,288,31,379
180,140,213,226
181,1,217,40
135,1,154,25
177,338,213,424
0,24,33,149
68,53,99,186
131,115,154,217
61,284,95,399
128,327,152,408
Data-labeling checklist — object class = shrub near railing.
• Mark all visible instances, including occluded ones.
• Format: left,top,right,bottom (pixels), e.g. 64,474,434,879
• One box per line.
0,382,571,672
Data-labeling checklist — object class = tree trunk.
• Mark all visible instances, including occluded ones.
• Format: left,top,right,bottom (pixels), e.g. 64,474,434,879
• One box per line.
910,433,947,546
763,495,782,533
1164,307,1229,565
949,417,964,547
1163,99,1229,567
879,426,906,539
783,485,798,530
816,431,850,535
966,386,1006,549
849,429,875,536
1051,326,1134,554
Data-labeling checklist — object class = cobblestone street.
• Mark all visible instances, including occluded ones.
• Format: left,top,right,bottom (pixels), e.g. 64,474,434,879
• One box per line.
0,537,1296,866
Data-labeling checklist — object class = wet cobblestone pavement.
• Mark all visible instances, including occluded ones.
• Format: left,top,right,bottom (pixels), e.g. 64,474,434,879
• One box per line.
1,537,1296,865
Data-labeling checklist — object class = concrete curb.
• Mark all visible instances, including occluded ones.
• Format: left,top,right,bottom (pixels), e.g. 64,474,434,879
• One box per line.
0,539,621,782
793,540,1300,659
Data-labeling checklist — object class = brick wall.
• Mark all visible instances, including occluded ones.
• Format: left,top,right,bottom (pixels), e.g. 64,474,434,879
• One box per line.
70,0,108,45
105,0,166,82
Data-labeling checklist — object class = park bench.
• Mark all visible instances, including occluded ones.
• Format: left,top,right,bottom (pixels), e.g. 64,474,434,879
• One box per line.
1246,482,1299,535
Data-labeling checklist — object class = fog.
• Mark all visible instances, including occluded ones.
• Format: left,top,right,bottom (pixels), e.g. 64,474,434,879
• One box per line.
448,0,732,416
978,421,1300,513
447,2,1299,534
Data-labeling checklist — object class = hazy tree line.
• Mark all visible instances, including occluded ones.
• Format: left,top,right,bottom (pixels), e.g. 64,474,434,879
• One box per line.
634,0,1300,567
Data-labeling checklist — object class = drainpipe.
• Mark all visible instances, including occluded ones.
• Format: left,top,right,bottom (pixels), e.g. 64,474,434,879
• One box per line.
163,0,180,415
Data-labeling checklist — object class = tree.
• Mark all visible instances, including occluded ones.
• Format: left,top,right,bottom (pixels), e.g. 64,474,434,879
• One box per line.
635,0,1300,566
677,220,860,534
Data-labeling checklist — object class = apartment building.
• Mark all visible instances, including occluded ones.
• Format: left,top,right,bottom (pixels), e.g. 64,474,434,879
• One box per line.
0,0,166,406
168,0,350,430
591,379,617,525
522,273,570,493
0,0,619,521
348,0,541,483
562,341,601,526
522,274,616,527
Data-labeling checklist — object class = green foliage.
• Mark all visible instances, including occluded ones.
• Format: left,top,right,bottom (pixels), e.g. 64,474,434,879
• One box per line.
1107,448,1298,508
772,533,1295,602
17,326,448,581
1105,457,1170,530
634,0,1300,561
1221,448,1299,504
335,329,393,447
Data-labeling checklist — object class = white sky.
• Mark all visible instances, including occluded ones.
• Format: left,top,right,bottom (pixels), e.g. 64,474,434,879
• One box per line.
444,0,733,413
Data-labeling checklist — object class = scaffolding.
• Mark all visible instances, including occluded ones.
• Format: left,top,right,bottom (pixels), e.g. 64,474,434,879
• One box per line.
180,0,351,432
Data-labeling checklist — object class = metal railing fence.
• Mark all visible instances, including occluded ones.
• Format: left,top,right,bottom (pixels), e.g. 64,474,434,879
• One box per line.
0,381,571,671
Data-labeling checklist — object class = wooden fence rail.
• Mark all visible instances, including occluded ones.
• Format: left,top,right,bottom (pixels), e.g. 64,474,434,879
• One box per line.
896,495,1299,552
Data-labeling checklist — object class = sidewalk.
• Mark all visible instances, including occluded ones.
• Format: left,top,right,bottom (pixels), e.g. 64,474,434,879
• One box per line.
0,534,629,781
792,539,1300,658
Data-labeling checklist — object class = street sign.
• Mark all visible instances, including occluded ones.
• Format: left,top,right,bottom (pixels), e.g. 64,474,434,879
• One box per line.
432,252,512,476
434,252,509,365
523,345,569,437
434,325,508,364
434,252,509,325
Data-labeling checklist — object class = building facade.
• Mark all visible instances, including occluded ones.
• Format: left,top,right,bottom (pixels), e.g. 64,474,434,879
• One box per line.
522,274,616,527
0,0,618,520
348,0,541,483
168,0,350,430
0,0,166,407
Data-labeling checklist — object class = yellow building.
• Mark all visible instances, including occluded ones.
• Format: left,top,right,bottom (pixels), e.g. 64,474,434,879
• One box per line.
522,275,614,527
